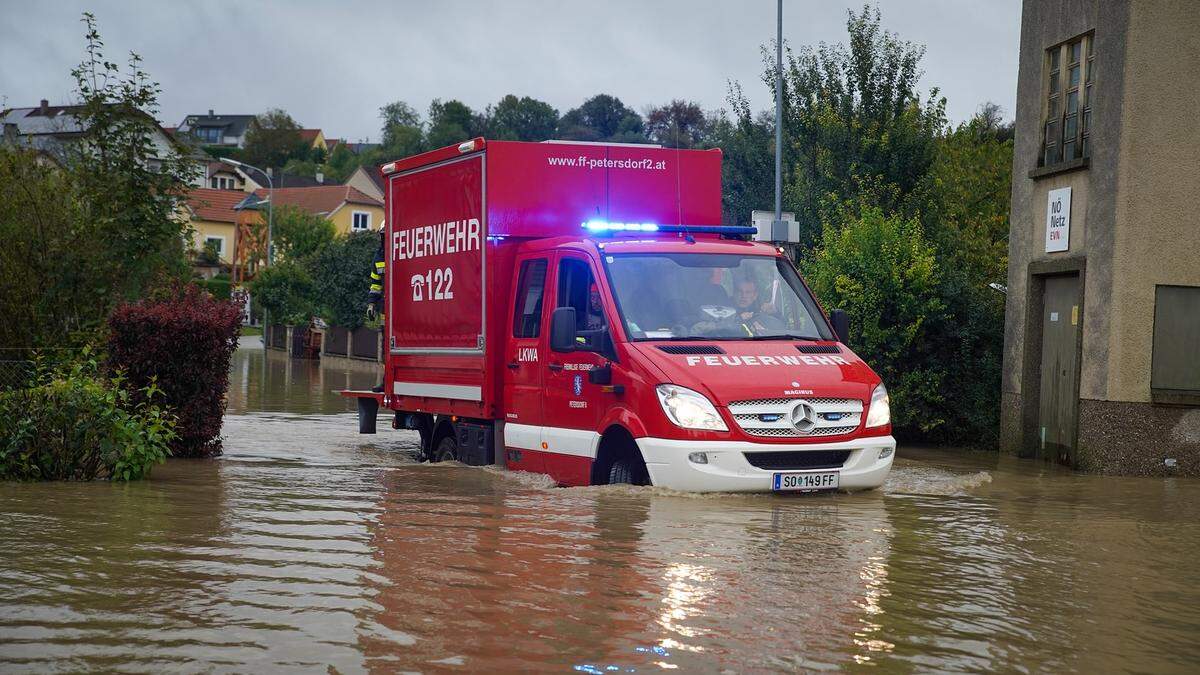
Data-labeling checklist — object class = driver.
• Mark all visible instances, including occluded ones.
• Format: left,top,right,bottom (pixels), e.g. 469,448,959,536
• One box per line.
732,279,783,335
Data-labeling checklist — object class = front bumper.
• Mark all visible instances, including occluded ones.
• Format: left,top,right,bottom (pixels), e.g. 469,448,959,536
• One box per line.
635,435,896,493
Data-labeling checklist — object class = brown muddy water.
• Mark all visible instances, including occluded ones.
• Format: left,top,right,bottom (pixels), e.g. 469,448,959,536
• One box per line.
2,343,1200,673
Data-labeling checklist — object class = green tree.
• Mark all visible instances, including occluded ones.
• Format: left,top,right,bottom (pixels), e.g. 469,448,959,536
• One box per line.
645,99,714,148
249,261,315,326
710,85,776,225
803,206,945,435
325,142,362,182
242,108,305,169
380,100,425,158
310,231,380,329
487,95,559,141
558,94,646,143
426,99,477,148
271,205,336,262
731,4,946,244
0,13,197,348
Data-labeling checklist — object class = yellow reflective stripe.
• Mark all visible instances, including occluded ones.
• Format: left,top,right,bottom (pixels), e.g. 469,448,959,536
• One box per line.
370,272,381,281
370,284,383,292
374,262,386,270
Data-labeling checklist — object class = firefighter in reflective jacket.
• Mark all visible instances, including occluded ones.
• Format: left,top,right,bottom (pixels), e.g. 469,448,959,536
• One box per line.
366,226,386,321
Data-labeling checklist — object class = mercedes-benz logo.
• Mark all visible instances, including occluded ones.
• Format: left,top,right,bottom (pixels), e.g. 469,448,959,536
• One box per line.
790,400,817,433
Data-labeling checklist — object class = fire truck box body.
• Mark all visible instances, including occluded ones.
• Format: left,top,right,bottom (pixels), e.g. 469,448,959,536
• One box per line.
367,138,895,493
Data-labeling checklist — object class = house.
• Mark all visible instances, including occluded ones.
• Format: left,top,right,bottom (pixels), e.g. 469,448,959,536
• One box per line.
298,129,327,153
343,164,385,202
238,184,384,236
1001,0,1200,474
205,161,245,191
177,111,256,147
1,99,201,182
238,167,337,191
184,187,253,273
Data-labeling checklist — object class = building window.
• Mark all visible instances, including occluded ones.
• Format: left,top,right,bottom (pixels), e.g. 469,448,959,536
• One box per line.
1042,34,1094,166
1152,286,1200,396
203,236,225,260
209,175,235,190
352,211,371,231
512,259,548,338
193,126,222,144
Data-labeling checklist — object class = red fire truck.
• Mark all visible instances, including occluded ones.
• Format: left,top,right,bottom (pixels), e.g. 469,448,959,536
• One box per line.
343,138,894,492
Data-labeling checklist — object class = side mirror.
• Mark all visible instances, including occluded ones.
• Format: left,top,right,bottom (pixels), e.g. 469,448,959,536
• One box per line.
549,307,577,352
830,308,850,344
588,362,612,385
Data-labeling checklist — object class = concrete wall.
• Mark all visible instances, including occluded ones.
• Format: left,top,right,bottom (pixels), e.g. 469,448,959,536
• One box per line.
1106,0,1200,402
1003,0,1200,473
328,202,385,236
191,218,237,263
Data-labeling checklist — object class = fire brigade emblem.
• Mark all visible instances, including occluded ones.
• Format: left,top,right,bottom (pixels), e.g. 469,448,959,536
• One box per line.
573,375,583,396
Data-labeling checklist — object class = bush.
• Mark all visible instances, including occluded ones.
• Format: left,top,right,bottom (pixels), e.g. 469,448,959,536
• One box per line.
107,285,241,457
0,354,175,481
198,273,232,300
803,206,946,436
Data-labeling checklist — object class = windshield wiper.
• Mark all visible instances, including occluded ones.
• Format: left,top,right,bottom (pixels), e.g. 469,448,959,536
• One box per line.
742,333,825,341
647,335,714,341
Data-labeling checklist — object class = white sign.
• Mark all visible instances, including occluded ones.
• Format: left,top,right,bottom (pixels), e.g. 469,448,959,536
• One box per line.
751,210,798,243
1046,187,1071,253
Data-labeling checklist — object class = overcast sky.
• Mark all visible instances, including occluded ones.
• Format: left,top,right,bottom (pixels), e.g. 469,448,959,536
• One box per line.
0,0,1020,141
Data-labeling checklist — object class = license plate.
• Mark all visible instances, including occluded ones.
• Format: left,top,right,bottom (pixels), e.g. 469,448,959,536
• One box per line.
773,471,840,492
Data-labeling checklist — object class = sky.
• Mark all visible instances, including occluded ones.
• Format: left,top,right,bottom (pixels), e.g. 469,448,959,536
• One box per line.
0,0,1021,142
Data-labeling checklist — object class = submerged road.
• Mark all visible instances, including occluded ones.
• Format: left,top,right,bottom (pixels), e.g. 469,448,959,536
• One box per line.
1,345,1198,672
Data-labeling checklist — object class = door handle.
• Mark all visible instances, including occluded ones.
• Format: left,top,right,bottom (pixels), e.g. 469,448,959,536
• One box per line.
548,362,564,372
507,361,519,369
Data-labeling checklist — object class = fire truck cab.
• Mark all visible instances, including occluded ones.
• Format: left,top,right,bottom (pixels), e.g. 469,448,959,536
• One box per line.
344,138,895,493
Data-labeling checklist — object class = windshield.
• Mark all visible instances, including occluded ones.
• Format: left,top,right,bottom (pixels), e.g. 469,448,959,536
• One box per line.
604,252,833,341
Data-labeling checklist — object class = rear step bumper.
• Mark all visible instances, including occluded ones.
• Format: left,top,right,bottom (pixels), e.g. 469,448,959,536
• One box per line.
636,435,895,493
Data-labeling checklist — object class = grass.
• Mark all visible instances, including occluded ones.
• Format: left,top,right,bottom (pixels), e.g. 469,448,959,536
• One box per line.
240,325,263,336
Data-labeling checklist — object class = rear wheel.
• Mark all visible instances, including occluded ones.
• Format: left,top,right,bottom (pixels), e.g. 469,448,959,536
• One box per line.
433,436,458,463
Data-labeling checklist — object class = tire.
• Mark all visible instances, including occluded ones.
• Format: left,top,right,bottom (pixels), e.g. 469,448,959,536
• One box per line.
433,436,457,463
607,457,645,485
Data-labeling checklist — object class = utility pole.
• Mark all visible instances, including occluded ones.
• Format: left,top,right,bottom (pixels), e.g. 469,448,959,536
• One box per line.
774,0,783,232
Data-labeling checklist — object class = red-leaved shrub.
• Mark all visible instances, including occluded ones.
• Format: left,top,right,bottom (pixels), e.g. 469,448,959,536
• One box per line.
107,284,242,457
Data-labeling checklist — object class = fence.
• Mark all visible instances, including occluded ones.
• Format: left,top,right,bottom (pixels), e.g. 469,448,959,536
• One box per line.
320,326,381,362
0,348,82,392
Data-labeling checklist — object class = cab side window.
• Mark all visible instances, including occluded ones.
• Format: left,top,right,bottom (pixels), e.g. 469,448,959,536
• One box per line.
512,259,547,338
557,257,605,347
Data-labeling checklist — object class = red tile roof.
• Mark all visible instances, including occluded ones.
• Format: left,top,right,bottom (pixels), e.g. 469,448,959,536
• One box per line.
252,184,382,215
186,188,247,223
298,128,323,143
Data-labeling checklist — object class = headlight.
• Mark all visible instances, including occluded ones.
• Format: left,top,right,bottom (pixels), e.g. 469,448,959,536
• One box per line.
865,383,890,428
656,384,728,431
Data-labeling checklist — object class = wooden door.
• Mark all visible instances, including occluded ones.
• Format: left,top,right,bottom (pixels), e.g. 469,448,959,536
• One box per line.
1038,274,1081,465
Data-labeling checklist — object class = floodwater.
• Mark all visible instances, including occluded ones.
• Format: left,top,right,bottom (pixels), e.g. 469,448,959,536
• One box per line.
2,344,1199,673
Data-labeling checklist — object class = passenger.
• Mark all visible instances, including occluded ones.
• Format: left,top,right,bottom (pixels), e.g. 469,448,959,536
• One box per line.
695,268,732,307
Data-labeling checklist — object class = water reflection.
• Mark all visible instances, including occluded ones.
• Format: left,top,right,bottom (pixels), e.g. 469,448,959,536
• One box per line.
1,346,1199,671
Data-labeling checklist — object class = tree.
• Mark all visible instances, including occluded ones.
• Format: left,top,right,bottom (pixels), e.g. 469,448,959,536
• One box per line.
645,100,714,148
731,4,946,244
426,99,477,148
487,95,559,141
242,108,305,170
558,94,646,143
708,90,775,225
271,205,336,262
249,261,315,326
379,100,424,158
310,231,380,330
0,13,197,348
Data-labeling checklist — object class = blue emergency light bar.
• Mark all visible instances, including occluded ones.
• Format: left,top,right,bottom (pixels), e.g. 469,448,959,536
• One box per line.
581,221,758,237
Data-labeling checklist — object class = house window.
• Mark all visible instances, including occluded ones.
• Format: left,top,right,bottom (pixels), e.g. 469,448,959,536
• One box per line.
203,236,225,260
209,176,235,190
194,127,222,144
1042,34,1095,166
512,259,548,338
1152,285,1200,396
352,211,371,231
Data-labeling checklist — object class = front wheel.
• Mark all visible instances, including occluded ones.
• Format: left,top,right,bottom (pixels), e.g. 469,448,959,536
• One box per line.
608,457,648,486
433,436,458,463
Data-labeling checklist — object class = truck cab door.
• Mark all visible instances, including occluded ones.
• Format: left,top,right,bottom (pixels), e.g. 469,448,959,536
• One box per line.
502,255,549,473
542,252,612,485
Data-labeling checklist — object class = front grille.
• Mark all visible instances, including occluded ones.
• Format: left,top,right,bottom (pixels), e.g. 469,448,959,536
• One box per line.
656,344,725,355
727,397,863,437
744,450,851,470
795,344,842,354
